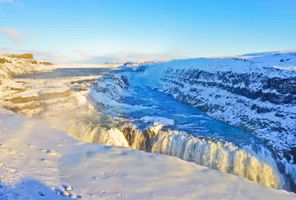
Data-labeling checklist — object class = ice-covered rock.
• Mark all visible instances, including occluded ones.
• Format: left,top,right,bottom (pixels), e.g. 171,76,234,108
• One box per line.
0,54,54,110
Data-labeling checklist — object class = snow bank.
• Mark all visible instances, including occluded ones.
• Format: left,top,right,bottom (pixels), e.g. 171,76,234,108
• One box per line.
0,109,295,200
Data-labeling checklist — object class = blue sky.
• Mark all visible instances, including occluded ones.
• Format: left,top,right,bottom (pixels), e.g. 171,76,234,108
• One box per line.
0,0,296,63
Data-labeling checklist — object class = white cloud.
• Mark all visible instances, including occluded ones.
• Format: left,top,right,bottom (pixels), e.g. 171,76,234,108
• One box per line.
0,28,22,43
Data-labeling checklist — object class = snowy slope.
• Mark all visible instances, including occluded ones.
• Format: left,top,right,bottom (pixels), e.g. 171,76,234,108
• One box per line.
0,109,296,200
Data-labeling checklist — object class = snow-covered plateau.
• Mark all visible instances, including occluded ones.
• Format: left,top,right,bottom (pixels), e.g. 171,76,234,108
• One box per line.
1,53,296,199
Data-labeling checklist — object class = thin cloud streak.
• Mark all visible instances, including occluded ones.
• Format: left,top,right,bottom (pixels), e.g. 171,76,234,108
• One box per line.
0,28,23,43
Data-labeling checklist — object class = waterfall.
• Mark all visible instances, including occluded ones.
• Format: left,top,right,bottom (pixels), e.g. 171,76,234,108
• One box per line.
119,124,285,189
85,69,292,190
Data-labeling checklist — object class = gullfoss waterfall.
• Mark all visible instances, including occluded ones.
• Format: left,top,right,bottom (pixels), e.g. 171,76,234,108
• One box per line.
89,65,296,191
12,53,296,192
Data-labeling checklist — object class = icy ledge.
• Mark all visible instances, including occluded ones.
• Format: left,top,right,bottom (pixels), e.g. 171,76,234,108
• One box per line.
0,109,295,200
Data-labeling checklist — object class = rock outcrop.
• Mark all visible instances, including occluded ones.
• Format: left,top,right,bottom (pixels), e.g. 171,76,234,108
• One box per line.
0,54,54,110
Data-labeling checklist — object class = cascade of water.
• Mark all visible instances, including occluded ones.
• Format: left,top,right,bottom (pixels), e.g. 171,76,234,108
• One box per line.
119,124,284,188
86,69,291,190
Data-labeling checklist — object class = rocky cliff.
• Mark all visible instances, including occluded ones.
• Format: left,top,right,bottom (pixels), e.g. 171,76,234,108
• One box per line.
135,52,296,158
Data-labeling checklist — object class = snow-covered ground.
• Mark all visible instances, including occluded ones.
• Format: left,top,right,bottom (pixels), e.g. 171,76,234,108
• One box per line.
0,109,295,200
